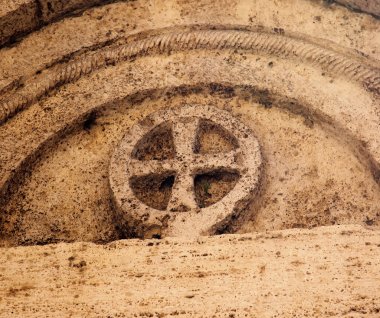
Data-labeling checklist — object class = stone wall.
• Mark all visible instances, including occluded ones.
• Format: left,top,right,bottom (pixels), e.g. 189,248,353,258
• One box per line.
0,0,117,46
0,0,379,316
0,0,378,46
336,0,380,16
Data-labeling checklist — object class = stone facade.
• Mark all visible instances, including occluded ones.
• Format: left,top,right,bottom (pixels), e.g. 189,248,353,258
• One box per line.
0,0,379,316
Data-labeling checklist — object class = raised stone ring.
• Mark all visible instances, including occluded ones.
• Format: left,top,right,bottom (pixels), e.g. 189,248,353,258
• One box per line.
109,105,262,238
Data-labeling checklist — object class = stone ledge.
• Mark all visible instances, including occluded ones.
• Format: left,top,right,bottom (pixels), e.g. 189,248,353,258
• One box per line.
1,225,379,317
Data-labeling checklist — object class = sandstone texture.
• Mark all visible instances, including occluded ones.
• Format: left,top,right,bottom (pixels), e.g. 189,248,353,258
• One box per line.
335,0,380,16
1,225,380,317
109,105,262,239
0,0,379,316
0,0,38,45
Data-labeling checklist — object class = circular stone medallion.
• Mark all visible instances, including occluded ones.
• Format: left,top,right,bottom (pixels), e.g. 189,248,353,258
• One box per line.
109,105,262,238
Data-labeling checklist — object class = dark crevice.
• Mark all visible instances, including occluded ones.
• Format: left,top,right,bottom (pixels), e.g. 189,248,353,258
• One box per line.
35,0,43,20
83,111,98,131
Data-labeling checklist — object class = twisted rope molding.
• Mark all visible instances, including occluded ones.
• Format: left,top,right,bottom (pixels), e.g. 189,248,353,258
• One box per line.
1,28,379,124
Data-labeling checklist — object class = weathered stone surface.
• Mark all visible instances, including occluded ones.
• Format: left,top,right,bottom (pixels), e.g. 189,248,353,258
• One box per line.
0,0,379,245
335,0,380,16
0,0,122,46
38,0,107,22
110,105,262,238
0,0,38,46
1,225,379,317
0,0,379,316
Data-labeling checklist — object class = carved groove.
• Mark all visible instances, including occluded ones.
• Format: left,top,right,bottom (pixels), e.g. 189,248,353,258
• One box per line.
0,28,379,124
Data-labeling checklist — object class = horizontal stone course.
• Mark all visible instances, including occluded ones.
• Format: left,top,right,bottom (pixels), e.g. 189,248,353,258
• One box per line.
1,225,379,317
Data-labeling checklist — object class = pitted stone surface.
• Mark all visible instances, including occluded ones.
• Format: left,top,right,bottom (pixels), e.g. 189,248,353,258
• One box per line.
109,105,262,238
0,0,379,316
1,225,379,318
